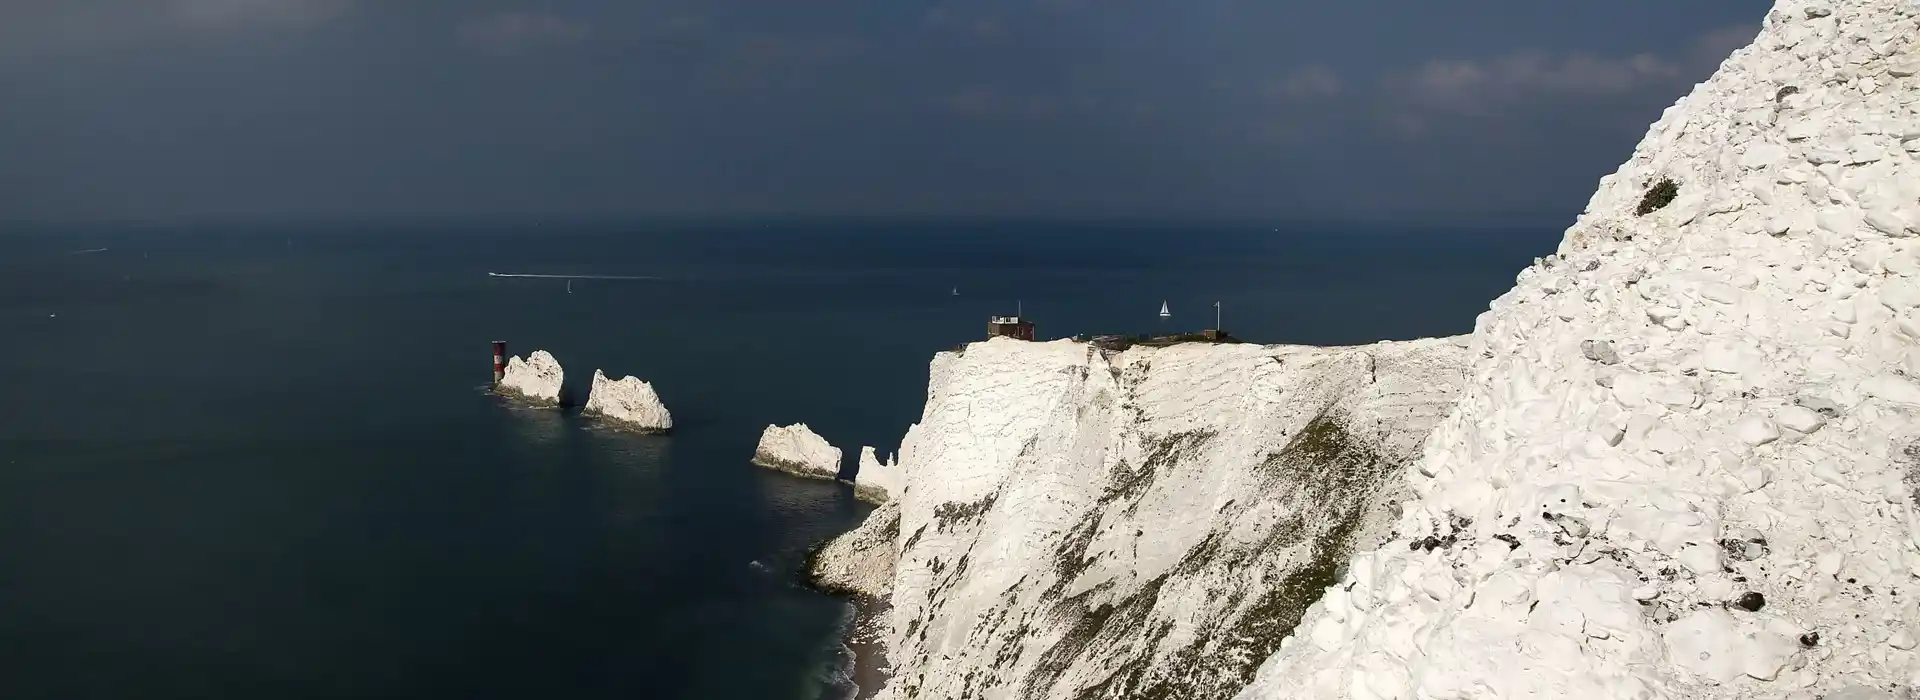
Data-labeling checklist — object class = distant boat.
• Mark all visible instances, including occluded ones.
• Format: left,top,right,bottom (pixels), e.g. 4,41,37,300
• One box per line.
952,287,959,296
1159,301,1171,319
567,280,573,294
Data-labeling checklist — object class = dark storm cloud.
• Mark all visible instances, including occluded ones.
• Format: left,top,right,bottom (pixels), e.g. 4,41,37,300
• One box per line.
0,0,1771,223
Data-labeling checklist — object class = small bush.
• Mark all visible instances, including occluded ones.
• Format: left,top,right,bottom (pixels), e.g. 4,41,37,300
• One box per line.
1635,178,1679,216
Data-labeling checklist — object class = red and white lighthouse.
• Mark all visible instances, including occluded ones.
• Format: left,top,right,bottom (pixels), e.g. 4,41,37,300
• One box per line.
492,340,508,384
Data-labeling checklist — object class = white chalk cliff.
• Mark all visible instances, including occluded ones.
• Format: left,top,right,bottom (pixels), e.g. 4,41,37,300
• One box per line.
816,1,1920,698
856,446,903,504
1240,1,1920,698
753,423,844,480
583,369,673,433
497,349,564,404
822,336,1468,699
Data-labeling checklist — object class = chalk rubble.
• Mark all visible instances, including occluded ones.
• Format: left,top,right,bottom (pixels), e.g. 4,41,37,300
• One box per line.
808,500,899,601
582,369,673,433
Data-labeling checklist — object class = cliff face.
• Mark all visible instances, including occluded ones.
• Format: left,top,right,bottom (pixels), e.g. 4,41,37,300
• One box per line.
1241,1,1920,698
830,336,1468,700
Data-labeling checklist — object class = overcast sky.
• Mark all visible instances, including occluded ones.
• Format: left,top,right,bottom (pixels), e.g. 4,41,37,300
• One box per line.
0,0,1772,225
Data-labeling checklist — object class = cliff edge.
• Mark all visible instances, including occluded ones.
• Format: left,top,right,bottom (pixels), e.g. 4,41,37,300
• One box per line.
1242,1,1920,698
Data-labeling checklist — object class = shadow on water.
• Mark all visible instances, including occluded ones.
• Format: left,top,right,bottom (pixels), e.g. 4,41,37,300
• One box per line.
500,401,571,448
558,370,593,410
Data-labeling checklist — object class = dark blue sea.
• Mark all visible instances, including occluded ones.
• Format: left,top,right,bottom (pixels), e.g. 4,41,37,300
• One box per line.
0,220,1555,700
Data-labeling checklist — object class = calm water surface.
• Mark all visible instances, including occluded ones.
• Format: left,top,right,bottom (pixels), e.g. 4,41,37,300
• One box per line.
0,221,1556,699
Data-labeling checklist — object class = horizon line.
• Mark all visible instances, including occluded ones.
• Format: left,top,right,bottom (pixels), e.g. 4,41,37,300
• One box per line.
0,211,1577,232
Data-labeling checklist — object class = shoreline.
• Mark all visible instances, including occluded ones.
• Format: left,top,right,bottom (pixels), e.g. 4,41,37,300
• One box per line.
801,539,893,700
579,408,673,435
842,594,892,700
491,386,562,407
752,455,843,482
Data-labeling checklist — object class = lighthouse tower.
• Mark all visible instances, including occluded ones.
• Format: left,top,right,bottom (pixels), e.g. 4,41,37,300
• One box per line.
492,341,508,384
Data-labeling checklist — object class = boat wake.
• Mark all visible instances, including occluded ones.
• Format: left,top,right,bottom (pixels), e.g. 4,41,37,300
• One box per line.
486,272,659,280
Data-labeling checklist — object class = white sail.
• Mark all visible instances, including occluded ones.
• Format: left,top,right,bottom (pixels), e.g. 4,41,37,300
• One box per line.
1158,301,1171,317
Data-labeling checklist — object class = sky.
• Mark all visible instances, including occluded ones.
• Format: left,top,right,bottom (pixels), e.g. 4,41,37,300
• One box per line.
0,0,1775,225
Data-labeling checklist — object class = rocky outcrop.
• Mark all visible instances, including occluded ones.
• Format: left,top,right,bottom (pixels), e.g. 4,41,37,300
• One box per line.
855,446,902,504
816,336,1468,700
1241,1,1920,698
752,423,843,480
582,369,673,433
810,501,901,601
497,349,563,404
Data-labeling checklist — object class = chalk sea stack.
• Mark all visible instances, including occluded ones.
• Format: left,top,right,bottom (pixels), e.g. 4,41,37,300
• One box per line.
583,369,673,434
752,423,843,480
496,350,564,405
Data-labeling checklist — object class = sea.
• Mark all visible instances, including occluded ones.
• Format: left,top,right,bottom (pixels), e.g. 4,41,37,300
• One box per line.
0,220,1557,700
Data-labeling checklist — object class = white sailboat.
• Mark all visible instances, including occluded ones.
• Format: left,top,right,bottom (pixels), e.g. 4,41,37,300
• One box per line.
952,287,959,296
1158,300,1171,319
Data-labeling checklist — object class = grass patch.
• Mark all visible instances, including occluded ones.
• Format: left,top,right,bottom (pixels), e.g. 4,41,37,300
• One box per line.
933,493,998,532
1635,177,1679,216
900,413,1409,700
1028,574,1169,697
1053,510,1104,593
904,523,928,551
1111,413,1396,698
1025,416,1399,699
1101,430,1217,512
